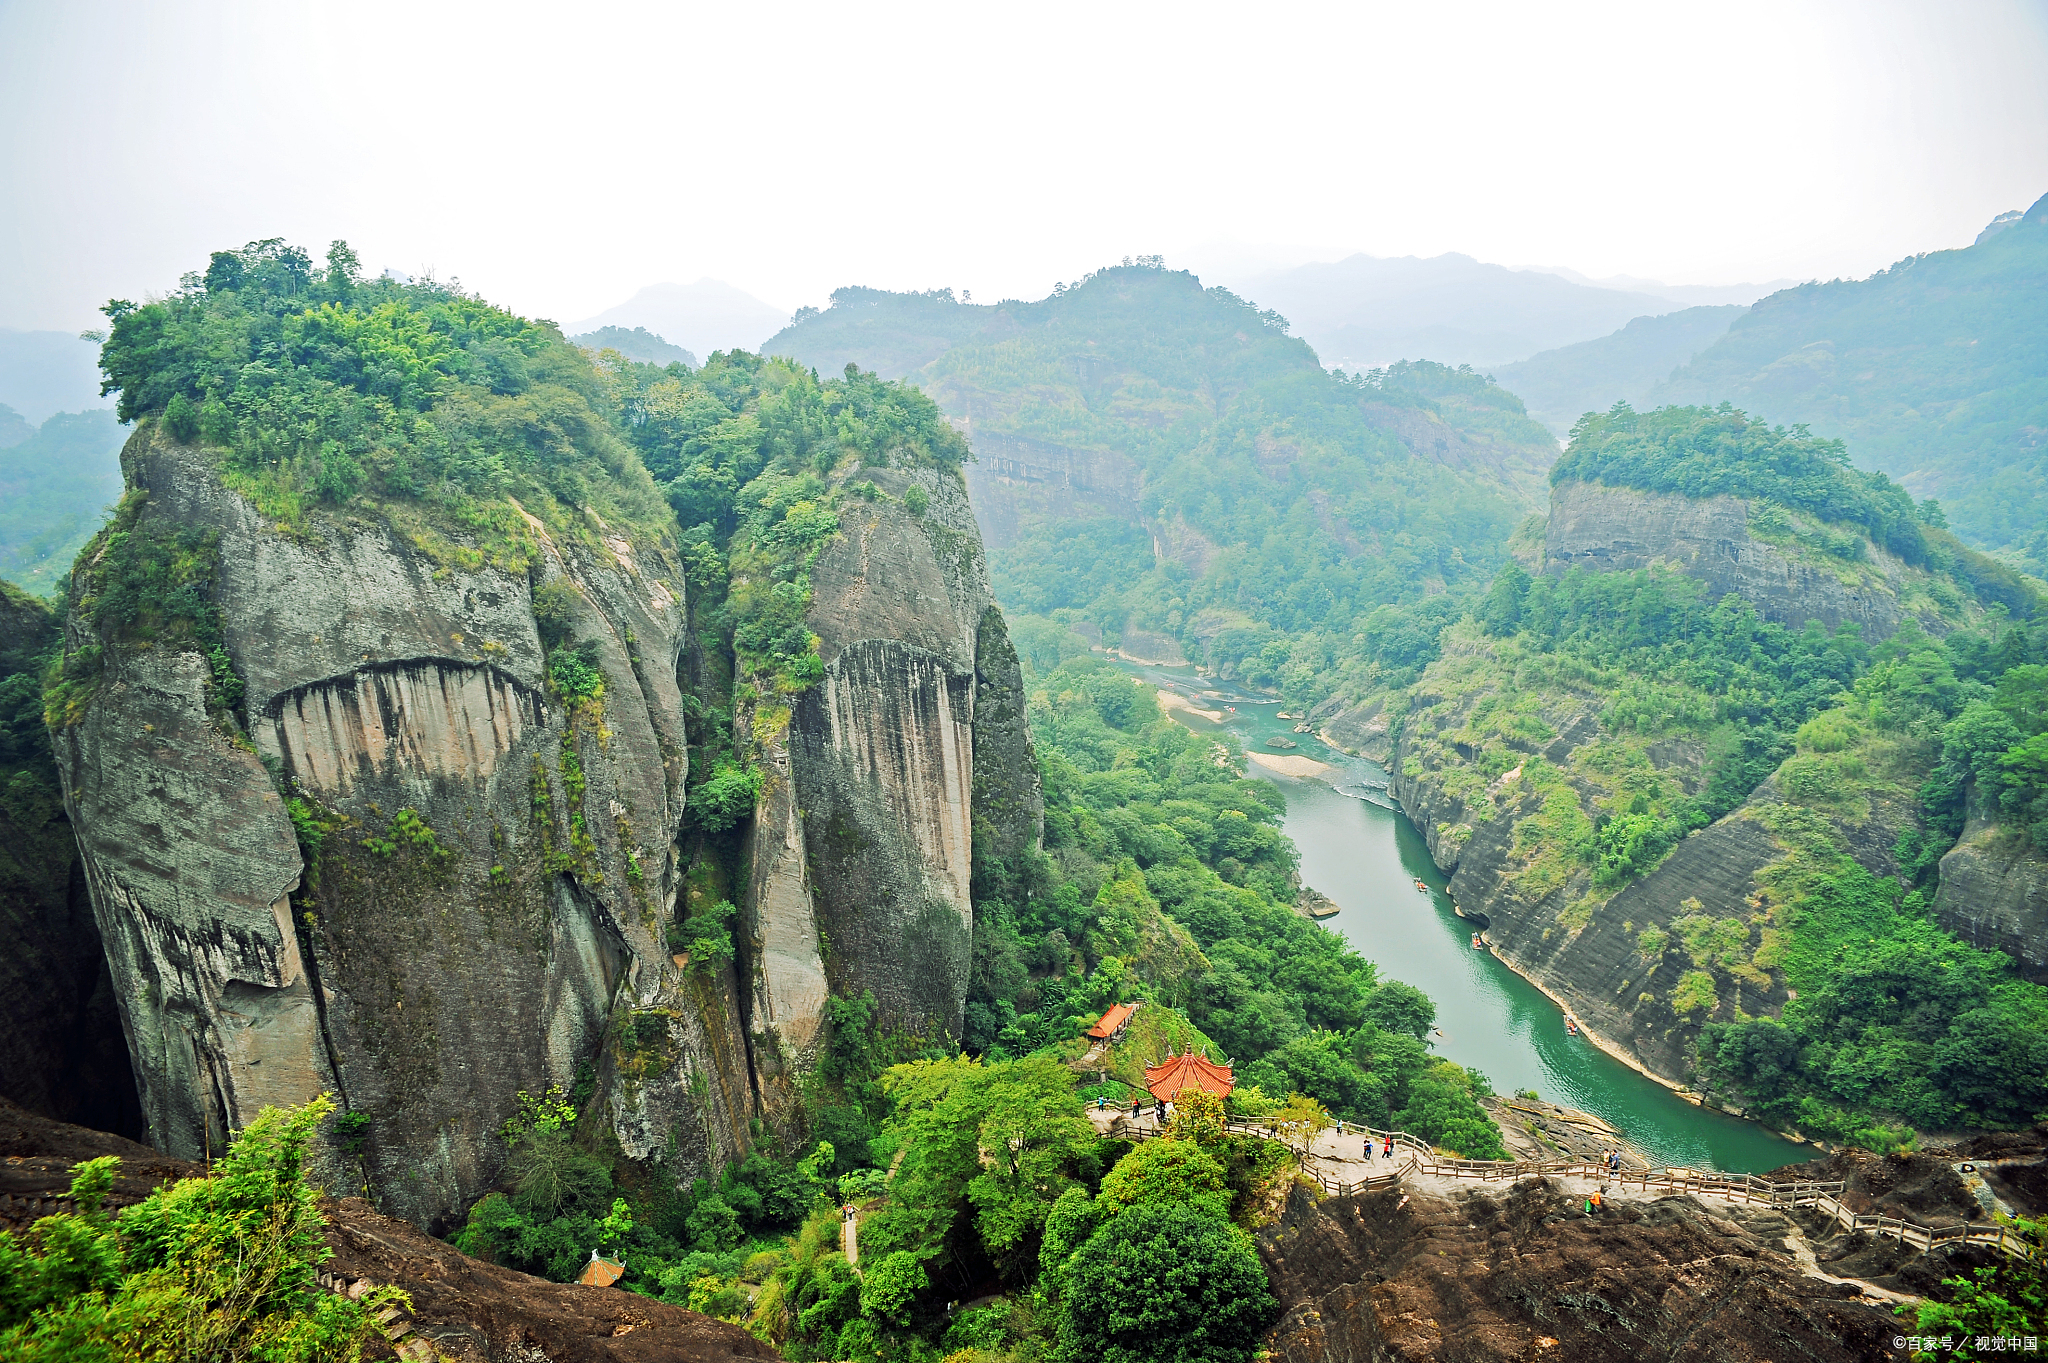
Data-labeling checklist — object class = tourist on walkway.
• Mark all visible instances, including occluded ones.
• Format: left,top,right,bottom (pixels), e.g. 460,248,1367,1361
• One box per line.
1364,1138,1374,1161
1383,1134,1394,1158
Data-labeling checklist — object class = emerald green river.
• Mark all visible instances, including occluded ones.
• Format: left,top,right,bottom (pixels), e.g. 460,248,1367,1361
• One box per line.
1107,656,1806,1174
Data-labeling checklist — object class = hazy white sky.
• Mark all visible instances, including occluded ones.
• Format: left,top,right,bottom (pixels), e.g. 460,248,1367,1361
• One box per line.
3,0,2045,332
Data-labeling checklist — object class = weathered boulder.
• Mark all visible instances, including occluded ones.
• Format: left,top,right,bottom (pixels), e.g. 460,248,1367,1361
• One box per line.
54,427,746,1228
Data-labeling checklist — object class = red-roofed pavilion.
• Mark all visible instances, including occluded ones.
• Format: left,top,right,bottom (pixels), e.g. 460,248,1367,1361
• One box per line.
1086,1003,1137,1042
1143,1050,1233,1101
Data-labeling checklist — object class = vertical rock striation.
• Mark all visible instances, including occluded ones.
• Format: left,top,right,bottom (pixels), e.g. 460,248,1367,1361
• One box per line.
54,429,747,1227
55,425,1039,1226
740,466,1039,1108
1545,479,1932,639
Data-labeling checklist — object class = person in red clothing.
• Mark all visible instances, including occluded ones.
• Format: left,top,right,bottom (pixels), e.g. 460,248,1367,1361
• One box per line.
1383,1134,1394,1158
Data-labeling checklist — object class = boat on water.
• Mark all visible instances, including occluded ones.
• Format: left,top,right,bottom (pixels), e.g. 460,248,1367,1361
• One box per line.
1470,933,1485,950
1566,1018,1579,1037
1413,878,1429,893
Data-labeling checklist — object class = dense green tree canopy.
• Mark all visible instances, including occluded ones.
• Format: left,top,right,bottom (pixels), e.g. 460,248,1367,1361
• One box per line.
1055,1201,1275,1363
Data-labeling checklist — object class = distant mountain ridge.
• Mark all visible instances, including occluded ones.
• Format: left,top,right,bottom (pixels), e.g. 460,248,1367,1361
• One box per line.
1233,252,1672,370
571,279,786,363
0,330,107,425
0,407,123,593
1651,190,2048,574
570,325,698,368
1490,305,1746,435
1524,266,1793,309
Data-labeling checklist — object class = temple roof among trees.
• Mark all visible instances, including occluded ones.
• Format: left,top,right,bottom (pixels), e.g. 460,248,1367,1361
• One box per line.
1143,1050,1234,1101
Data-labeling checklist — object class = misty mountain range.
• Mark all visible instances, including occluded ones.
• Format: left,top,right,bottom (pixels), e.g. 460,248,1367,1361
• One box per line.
569,278,788,362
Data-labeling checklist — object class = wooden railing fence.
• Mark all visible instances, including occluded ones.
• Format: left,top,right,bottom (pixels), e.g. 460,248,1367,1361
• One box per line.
1108,1114,2038,1262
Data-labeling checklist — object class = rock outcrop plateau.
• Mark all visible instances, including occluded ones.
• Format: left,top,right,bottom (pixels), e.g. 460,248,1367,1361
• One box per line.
55,426,713,1228
1546,479,1938,639
53,431,1038,1229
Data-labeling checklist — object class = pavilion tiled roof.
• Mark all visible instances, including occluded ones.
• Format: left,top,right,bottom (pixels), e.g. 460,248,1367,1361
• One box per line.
1143,1050,1234,1101
578,1252,625,1287
1085,1003,1137,1040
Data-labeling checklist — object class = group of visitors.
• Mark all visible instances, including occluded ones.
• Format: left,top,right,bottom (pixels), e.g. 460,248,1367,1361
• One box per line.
1584,1147,1625,1215
1361,1132,1394,1161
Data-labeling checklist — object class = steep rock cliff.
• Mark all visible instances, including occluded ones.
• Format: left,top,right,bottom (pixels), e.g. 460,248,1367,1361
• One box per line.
55,427,751,1228
1937,814,2048,983
739,466,1039,1110
1545,479,1961,639
1386,465,1976,1092
0,583,139,1134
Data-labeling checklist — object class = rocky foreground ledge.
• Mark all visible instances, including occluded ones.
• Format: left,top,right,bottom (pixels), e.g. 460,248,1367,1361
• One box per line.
0,1098,768,1363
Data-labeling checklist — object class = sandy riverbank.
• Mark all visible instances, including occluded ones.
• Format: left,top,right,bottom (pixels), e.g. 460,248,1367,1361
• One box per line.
1153,688,1225,722
1245,750,1339,779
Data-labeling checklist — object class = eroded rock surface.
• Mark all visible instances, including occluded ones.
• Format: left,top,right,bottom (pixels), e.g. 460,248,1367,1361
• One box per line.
54,429,747,1228
1546,479,1933,638
742,466,1040,1088
1936,814,2048,983
1258,1179,1895,1363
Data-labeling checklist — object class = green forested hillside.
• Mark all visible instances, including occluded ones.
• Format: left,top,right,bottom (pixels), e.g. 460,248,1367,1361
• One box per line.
1380,409,2048,1147
0,408,123,592
767,262,1537,702
571,325,699,368
1491,304,1742,434
1655,192,2048,573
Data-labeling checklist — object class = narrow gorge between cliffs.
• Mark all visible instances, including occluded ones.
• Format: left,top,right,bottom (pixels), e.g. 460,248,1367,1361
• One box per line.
1105,654,1806,1172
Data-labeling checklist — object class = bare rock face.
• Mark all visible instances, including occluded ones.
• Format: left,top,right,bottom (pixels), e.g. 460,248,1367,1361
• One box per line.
741,466,1039,1096
1258,1181,1895,1363
0,585,140,1137
1545,480,1925,638
54,429,748,1228
1936,815,2048,983
960,431,1142,552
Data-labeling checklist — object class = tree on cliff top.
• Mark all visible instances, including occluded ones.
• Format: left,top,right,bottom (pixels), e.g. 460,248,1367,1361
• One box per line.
1553,402,1937,565
94,238,671,564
